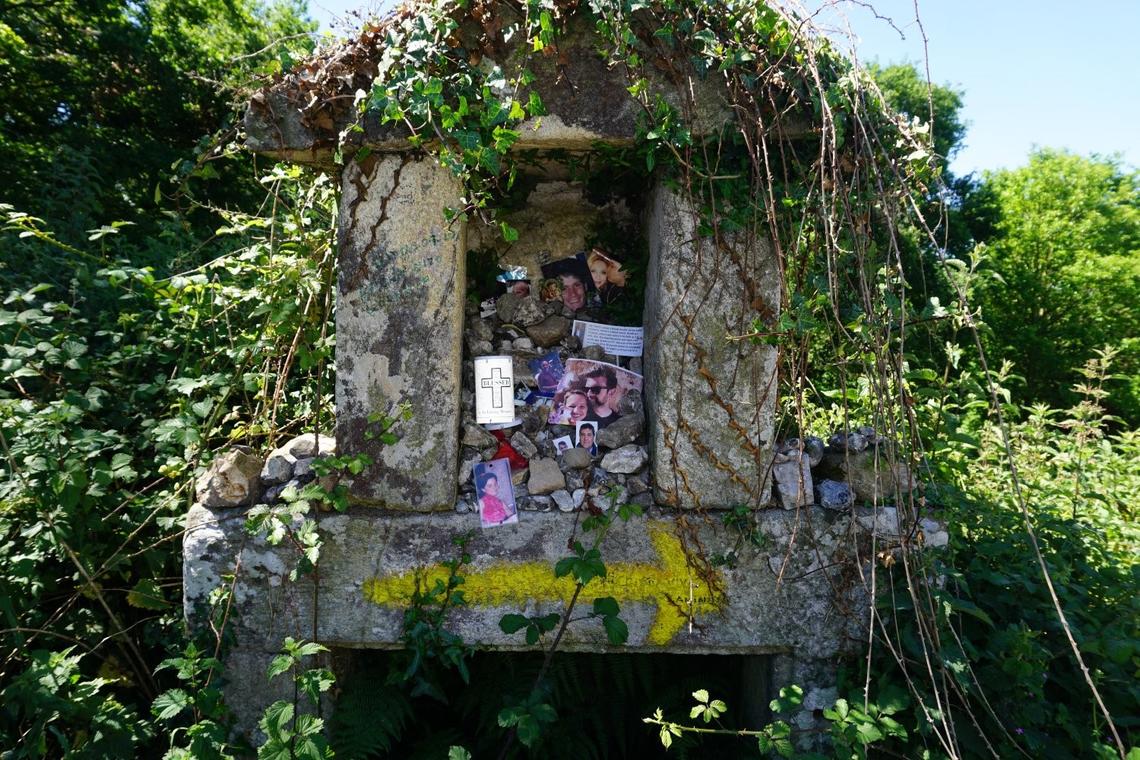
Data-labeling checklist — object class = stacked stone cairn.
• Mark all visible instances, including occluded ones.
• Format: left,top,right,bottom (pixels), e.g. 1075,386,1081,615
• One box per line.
194,433,337,509
772,426,917,513
457,291,650,516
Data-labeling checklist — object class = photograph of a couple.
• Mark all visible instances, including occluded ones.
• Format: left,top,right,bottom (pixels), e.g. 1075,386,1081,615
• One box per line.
547,358,642,429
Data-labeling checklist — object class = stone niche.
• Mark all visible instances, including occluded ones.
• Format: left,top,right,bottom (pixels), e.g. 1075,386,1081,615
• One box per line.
185,5,889,743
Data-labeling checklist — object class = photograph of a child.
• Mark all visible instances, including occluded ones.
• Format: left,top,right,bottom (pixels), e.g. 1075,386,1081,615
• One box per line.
474,459,518,528
528,350,565,396
547,358,643,428
553,435,573,454
586,247,626,305
575,421,598,456
539,253,595,312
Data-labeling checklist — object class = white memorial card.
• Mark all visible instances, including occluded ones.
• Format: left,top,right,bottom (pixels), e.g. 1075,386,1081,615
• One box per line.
474,355,516,424
572,320,644,357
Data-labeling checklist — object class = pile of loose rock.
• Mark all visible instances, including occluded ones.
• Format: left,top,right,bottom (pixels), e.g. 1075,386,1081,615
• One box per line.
457,293,650,516
194,433,336,508
771,426,916,513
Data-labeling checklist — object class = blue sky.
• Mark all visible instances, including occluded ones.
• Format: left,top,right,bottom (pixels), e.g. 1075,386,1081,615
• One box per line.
305,0,1139,177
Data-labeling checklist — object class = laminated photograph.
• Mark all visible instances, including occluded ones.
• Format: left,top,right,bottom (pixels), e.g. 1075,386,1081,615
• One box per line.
474,355,516,425
528,350,565,396
539,253,595,313
571,320,644,357
585,247,626,306
474,458,518,528
552,435,573,454
547,358,643,429
575,420,599,456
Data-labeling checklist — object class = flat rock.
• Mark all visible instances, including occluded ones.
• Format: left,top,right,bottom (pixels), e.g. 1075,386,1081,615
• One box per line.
527,457,566,495
816,479,854,512
597,411,644,449
560,447,593,470
461,421,498,450
526,315,571,348
510,431,538,460
496,293,523,323
512,297,546,327
617,390,644,417
601,445,648,474
551,489,576,512
196,449,264,507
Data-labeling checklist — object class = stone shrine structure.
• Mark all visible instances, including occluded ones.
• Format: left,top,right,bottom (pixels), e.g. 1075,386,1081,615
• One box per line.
184,4,926,743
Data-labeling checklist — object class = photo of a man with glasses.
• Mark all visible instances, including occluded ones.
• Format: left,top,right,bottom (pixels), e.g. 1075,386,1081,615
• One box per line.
583,366,621,429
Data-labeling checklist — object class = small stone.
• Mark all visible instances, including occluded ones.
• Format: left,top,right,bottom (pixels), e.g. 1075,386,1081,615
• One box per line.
509,357,537,389
454,496,475,514
466,319,493,344
856,425,876,438
496,293,523,323
521,497,543,511
572,488,586,507
263,483,287,504
497,340,514,353
470,340,494,356
560,447,592,470
561,334,581,351
293,457,314,478
280,433,335,459
617,390,644,417
597,411,644,449
626,476,649,495
513,337,535,351
773,459,813,509
526,315,572,348
197,449,264,507
580,344,606,361
846,432,869,452
804,436,826,467
457,456,480,486
844,452,915,503
563,472,584,491
530,495,553,511
260,453,293,485
552,489,575,512
527,457,566,495
919,517,949,548
461,421,497,450
510,431,538,459
513,297,546,327
601,445,648,474
511,466,528,486
816,479,854,512
630,491,654,508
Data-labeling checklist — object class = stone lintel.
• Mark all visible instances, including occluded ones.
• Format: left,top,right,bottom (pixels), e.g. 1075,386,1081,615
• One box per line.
183,505,870,657
644,183,780,509
336,153,465,511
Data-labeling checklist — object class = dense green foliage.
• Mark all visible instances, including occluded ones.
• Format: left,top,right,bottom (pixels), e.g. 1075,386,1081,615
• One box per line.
1,0,1137,757
969,150,1140,422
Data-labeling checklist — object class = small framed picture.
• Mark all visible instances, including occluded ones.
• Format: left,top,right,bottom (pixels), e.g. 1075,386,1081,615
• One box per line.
474,458,518,528
552,435,573,455
575,421,598,456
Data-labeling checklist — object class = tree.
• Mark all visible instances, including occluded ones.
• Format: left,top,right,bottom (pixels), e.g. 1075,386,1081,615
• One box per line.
0,0,315,246
971,149,1140,421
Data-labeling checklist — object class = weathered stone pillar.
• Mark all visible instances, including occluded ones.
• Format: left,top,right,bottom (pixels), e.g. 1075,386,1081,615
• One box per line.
336,154,466,510
643,183,779,509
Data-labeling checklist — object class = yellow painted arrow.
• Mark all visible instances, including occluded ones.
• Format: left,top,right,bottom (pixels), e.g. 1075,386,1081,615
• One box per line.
363,522,724,645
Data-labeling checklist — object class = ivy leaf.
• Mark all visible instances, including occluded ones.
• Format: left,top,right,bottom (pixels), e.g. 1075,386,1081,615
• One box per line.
592,596,620,617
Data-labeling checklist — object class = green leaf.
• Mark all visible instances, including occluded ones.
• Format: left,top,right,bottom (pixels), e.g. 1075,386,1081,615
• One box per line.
499,613,529,634
602,615,628,645
593,596,620,617
152,689,190,721
692,689,709,704
448,748,472,760
127,578,169,610
266,654,293,681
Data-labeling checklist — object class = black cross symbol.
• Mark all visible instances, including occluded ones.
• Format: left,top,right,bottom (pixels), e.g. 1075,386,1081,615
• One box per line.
480,366,512,409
